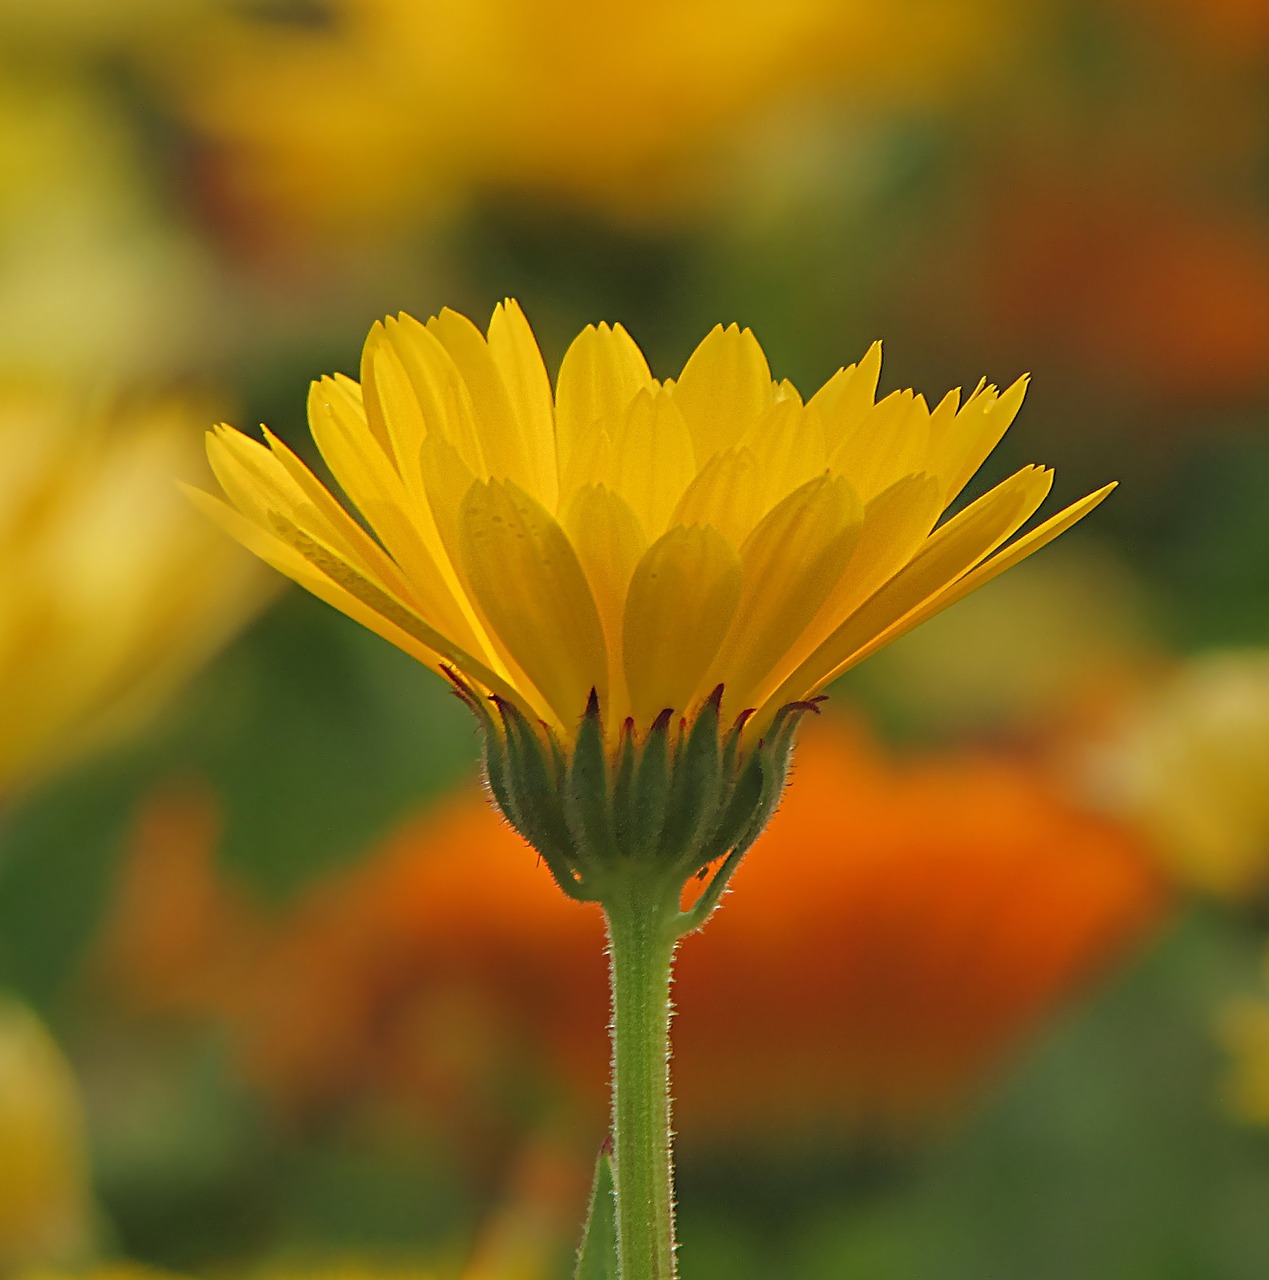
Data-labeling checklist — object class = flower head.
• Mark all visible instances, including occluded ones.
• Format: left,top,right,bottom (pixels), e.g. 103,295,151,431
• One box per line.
196,303,1112,885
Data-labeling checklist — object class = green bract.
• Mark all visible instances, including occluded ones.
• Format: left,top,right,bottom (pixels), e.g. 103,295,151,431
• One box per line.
445,670,819,924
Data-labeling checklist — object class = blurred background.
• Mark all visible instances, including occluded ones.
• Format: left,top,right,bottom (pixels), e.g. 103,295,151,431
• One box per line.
3,1,1269,1277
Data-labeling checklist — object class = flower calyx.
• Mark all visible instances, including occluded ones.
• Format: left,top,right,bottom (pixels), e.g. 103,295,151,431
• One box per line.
444,671,820,927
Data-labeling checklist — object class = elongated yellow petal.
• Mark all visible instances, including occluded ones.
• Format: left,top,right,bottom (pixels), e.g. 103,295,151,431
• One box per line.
750,471,944,710
555,322,653,480
562,484,648,726
670,323,773,462
741,398,828,516
623,524,742,728
257,425,415,594
829,389,933,504
200,301,1113,758
936,376,1028,505
308,381,489,656
486,299,558,510
459,479,608,727
183,485,528,714
809,342,882,445
607,387,696,537
710,473,864,715
763,465,1054,715
426,306,545,492
863,480,1120,656
814,471,944,627
670,448,766,548
378,315,488,477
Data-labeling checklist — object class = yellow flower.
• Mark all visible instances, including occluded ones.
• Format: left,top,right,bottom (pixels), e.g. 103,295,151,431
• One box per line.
196,301,1111,748
0,386,270,797
1101,650,1269,901
194,301,1111,906
1221,950,1269,1125
158,0,1030,238
0,996,94,1270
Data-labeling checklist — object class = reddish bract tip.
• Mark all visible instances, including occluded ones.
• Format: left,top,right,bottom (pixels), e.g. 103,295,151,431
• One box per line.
706,683,725,710
585,687,601,718
651,708,674,734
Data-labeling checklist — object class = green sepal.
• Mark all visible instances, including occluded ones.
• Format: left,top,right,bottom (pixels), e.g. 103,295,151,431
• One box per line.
490,696,588,897
440,668,522,835
458,682,819,919
566,689,619,862
726,701,815,863
574,1138,618,1280
625,707,673,858
660,685,724,864
694,748,766,872
611,718,639,855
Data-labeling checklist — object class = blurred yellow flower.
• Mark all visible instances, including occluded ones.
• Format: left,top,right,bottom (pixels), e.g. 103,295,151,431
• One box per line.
0,996,94,1271
0,69,212,381
160,0,1027,240
1221,950,1269,1125
195,301,1112,759
1098,651,1269,901
0,387,270,797
17,1270,179,1280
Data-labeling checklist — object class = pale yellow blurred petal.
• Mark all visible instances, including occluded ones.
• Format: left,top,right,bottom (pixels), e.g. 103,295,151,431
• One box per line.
0,997,93,1271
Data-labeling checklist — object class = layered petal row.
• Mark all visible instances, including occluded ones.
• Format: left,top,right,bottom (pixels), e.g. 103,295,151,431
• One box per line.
195,302,1113,748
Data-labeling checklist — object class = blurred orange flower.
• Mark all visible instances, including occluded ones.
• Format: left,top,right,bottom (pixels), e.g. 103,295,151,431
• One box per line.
948,166,1269,406
99,719,1166,1143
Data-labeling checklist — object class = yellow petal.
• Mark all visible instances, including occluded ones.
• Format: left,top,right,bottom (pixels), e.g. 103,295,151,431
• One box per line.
828,389,933,503
427,306,556,506
846,480,1120,667
762,465,1054,716
561,483,648,726
816,471,944,625
607,387,696,537
459,479,608,727
623,524,742,729
183,485,527,713
711,472,864,714
486,299,558,510
669,447,766,548
554,322,653,480
378,314,488,476
670,323,773,462
753,471,944,707
741,398,828,515
809,341,882,445
937,376,1029,505
308,381,488,655
258,425,414,593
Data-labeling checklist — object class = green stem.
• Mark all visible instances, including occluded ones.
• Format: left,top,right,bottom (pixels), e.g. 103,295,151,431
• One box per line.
603,873,681,1280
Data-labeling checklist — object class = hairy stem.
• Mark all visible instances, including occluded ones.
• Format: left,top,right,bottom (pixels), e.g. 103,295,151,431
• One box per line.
603,875,681,1280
